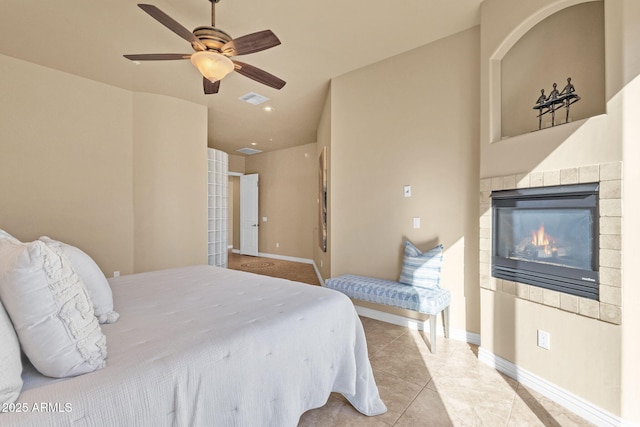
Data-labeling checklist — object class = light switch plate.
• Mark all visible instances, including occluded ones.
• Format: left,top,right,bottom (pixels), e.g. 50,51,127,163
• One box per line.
412,217,421,229
404,185,411,197
537,330,551,350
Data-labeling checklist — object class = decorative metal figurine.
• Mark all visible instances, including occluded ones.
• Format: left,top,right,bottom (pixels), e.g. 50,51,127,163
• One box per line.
533,77,581,130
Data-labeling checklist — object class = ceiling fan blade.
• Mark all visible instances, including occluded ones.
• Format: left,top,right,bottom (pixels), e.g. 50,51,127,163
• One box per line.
223,30,281,56
203,77,220,95
233,61,286,90
137,4,206,51
123,53,191,61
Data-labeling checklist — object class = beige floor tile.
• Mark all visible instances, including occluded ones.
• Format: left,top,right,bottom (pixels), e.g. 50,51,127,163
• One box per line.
369,343,435,387
395,387,454,427
373,370,424,425
298,395,391,427
508,384,596,427
360,317,410,355
425,349,518,426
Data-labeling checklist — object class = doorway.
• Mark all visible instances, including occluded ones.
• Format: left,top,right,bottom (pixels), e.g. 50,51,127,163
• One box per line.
239,173,259,256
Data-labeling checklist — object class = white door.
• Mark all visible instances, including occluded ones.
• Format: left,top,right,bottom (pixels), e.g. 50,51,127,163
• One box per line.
240,173,259,256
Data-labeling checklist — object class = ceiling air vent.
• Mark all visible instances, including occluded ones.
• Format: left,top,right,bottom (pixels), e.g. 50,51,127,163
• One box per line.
236,147,263,155
239,92,270,105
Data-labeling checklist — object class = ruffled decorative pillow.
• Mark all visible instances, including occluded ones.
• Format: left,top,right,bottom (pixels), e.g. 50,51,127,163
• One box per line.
40,237,119,324
0,300,22,405
0,229,19,243
0,239,107,378
399,241,444,289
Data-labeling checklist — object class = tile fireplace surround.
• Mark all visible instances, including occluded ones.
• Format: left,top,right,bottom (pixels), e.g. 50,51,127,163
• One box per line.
479,162,622,325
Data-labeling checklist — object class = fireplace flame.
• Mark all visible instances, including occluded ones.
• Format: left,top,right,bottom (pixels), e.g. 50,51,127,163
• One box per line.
531,224,556,255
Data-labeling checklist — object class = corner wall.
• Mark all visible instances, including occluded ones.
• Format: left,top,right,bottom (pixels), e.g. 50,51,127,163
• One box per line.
132,93,208,273
330,27,481,335
244,143,318,259
314,89,332,278
0,54,135,276
0,54,209,277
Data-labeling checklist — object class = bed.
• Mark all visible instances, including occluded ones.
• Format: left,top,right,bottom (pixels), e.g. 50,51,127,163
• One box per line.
2,265,386,426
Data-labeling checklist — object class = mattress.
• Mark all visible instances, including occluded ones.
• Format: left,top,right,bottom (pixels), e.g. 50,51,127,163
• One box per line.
2,265,386,426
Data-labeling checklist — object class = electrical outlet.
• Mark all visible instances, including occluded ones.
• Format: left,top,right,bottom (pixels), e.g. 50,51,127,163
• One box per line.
113,271,120,278
276,242,280,248
537,330,551,350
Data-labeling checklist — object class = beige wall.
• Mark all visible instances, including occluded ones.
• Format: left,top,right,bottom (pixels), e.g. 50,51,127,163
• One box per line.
227,154,245,251
244,143,318,259
227,153,246,174
480,0,640,421
228,175,240,250
0,55,135,276
330,27,481,334
619,1,640,422
0,54,209,277
132,93,208,273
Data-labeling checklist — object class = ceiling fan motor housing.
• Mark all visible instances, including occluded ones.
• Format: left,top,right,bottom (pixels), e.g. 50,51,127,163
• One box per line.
193,26,233,53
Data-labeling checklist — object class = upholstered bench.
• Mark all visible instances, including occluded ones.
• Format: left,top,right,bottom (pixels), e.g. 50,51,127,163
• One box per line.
325,274,450,353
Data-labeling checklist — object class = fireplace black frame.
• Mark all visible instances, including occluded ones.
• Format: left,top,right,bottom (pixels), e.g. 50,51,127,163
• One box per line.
491,183,599,300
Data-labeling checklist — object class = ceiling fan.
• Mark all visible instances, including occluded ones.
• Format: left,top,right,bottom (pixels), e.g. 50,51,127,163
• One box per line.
123,1,286,94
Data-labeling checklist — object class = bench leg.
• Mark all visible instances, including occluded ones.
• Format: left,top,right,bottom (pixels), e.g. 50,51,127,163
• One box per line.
442,306,450,339
428,306,450,354
429,315,437,354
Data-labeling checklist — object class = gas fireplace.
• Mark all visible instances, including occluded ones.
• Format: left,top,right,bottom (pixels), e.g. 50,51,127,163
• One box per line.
491,183,599,300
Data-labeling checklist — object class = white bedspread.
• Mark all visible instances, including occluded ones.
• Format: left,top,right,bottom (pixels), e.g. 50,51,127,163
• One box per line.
2,265,386,426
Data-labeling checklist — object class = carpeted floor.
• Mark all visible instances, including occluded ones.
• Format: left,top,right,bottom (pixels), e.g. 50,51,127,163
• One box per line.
227,251,321,286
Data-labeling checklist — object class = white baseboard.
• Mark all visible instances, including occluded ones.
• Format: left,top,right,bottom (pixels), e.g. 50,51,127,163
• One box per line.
352,305,481,346
250,252,325,285
257,252,313,264
478,347,628,427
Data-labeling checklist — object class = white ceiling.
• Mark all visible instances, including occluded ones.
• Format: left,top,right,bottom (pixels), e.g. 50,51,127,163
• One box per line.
0,0,482,155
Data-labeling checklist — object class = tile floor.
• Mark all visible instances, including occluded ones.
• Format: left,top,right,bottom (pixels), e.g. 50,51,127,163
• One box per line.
228,251,594,426
298,318,594,426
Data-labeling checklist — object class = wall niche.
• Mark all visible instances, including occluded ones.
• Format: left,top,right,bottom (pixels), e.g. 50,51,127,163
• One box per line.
500,1,605,139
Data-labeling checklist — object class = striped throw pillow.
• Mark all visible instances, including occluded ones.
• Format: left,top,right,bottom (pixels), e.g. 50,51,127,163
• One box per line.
399,241,443,289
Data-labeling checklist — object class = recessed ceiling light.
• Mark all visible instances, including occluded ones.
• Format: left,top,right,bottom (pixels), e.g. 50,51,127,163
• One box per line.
239,92,270,105
251,142,257,146
263,106,274,112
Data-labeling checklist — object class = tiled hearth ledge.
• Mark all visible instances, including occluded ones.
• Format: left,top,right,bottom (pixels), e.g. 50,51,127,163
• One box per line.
479,162,623,325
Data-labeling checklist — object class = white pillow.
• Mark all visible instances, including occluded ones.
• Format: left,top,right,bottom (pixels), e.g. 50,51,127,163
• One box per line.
0,229,19,243
40,237,119,324
0,239,107,378
0,300,22,405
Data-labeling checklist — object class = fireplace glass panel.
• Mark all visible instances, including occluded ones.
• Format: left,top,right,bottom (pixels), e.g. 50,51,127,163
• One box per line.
495,208,595,271
491,183,599,300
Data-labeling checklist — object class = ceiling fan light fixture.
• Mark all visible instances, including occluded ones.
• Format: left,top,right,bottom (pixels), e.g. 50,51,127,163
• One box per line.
190,50,234,82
